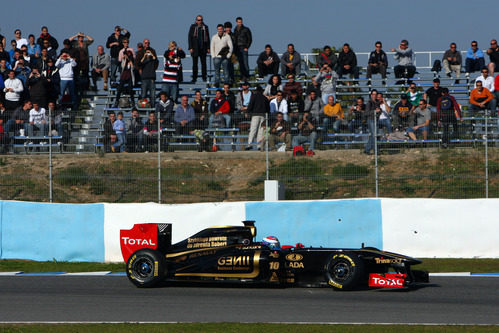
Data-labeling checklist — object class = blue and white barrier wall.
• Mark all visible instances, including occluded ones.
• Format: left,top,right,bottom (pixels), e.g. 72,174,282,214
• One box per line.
1,199,498,262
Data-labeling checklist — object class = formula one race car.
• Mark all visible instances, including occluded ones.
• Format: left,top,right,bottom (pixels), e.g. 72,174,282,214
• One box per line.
120,221,429,290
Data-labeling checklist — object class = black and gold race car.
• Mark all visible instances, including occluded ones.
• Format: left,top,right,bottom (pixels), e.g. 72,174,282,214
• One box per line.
120,221,428,290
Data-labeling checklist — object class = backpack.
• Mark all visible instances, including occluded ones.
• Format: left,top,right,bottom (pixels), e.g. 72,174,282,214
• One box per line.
440,96,453,112
118,97,131,108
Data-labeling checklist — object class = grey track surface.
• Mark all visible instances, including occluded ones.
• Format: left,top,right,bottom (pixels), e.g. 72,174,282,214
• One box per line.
0,276,498,324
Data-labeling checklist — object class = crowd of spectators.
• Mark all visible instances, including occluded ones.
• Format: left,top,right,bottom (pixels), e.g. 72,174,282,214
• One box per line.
1,19,499,154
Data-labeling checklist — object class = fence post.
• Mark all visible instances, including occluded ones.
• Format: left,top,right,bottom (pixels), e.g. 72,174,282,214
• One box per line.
49,107,53,203
157,111,161,204
374,104,379,198
265,113,269,181
485,110,489,198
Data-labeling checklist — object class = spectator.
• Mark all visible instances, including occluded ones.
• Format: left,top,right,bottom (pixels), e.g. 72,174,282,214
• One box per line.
469,80,496,112
475,67,495,93
314,62,338,104
41,39,57,60
292,111,317,153
138,43,158,106
347,96,366,133
282,73,303,98
377,92,392,134
269,91,288,121
437,87,462,148
55,50,77,110
245,85,269,150
112,111,126,153
407,100,431,140
14,29,27,49
442,42,462,82
13,57,31,86
163,41,186,104
322,95,343,132
306,77,321,97
232,17,252,81
69,32,94,103
156,91,174,127
236,81,252,114
3,70,23,111
143,111,159,152
113,50,135,108
43,58,59,104
209,89,231,128
405,82,423,110
494,74,499,108
191,90,209,129
106,26,130,86
118,39,136,62
392,39,416,83
36,47,52,75
210,24,233,87
91,45,110,91
126,108,144,152
223,22,235,84
5,100,31,136
367,41,388,85
27,68,48,108
424,78,444,112
364,90,380,155
280,44,301,77
392,94,414,131
0,44,9,65
37,26,59,51
0,31,6,49
188,15,210,83
337,43,359,80
28,102,47,136
316,45,338,71
8,40,17,64
263,74,283,101
256,44,279,79
268,112,291,150
103,111,116,151
465,41,485,75
487,39,499,75
286,89,304,125
0,103,7,153
223,83,236,114
174,95,195,135
47,101,64,136
304,90,324,121
27,35,41,66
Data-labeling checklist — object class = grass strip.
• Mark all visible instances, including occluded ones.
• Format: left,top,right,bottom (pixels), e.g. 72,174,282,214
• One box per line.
0,324,498,333
1,258,498,274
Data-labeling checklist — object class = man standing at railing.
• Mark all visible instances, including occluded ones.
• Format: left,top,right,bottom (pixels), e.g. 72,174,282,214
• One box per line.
106,26,130,87
233,17,252,82
437,88,462,149
391,40,416,84
210,24,233,88
487,40,499,76
188,15,210,83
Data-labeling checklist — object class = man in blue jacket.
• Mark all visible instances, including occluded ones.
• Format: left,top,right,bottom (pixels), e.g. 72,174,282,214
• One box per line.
465,41,485,74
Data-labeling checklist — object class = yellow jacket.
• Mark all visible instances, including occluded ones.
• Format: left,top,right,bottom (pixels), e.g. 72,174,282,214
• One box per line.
323,103,344,119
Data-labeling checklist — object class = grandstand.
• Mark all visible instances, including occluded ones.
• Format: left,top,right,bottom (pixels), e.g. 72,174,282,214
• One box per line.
3,50,499,154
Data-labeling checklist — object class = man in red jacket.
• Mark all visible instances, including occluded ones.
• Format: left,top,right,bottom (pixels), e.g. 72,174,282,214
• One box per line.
209,89,230,128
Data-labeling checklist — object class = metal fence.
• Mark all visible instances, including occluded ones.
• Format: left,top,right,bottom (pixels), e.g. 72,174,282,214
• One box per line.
1,114,498,203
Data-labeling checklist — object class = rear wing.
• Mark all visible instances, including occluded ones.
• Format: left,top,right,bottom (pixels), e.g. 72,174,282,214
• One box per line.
120,223,172,262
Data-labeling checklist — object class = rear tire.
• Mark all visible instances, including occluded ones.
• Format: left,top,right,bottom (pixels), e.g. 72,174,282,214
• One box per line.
126,249,166,288
326,253,365,290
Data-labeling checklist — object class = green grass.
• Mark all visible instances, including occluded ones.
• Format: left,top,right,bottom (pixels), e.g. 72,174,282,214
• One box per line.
1,259,498,273
0,324,497,333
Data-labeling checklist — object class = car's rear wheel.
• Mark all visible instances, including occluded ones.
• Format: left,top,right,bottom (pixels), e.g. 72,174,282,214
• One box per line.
326,252,365,290
126,249,166,288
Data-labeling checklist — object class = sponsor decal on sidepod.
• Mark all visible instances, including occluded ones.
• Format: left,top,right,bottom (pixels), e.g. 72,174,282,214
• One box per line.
368,273,407,288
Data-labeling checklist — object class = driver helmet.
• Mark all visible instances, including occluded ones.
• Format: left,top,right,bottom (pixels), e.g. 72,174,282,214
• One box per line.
262,236,281,250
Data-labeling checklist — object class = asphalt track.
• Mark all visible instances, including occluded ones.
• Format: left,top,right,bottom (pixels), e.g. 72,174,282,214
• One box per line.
0,276,498,324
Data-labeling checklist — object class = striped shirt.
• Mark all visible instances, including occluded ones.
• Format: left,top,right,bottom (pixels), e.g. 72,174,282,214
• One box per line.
163,60,181,83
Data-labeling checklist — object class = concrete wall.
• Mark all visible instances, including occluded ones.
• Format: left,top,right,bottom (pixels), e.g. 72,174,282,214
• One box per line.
1,199,498,262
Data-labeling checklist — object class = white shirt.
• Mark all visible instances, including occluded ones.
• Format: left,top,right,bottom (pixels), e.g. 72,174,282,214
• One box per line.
16,38,28,49
474,75,495,93
379,100,391,120
3,77,24,101
29,107,47,125
210,33,233,59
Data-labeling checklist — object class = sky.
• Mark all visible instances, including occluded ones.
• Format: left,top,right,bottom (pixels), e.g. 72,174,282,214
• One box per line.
2,0,498,63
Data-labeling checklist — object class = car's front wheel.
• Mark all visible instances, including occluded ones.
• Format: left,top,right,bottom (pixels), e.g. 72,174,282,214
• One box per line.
126,249,166,288
326,253,365,290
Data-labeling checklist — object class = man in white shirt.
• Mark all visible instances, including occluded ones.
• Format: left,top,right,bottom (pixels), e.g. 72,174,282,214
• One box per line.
474,67,495,93
2,70,24,111
28,102,48,136
210,24,233,87
14,29,28,49
55,51,77,109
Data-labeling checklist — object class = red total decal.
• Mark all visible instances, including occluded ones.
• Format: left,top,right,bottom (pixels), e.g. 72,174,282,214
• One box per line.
120,224,158,262
368,273,407,288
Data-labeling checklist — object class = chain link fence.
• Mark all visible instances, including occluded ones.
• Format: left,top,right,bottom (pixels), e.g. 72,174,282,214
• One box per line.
0,115,498,203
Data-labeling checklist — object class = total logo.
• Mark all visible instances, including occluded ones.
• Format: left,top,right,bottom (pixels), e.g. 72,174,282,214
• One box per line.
371,277,404,287
121,237,156,246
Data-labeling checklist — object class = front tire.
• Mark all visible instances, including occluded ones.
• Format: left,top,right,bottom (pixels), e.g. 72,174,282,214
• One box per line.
126,249,166,288
326,253,365,290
